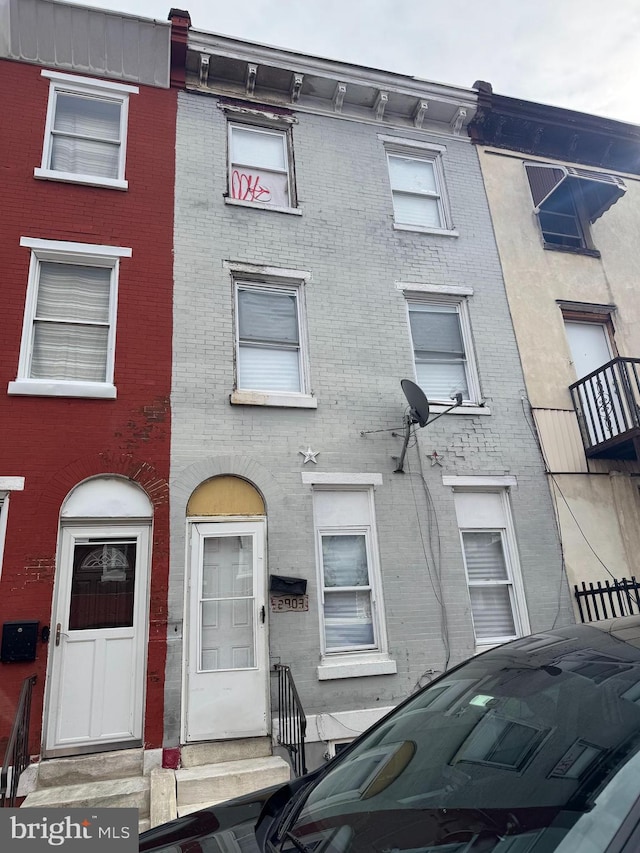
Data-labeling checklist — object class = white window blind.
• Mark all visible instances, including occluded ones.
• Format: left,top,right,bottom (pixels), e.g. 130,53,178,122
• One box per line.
51,92,122,179
229,125,290,207
321,534,375,651
31,262,112,381
237,286,301,392
388,154,442,228
462,531,516,640
409,302,469,401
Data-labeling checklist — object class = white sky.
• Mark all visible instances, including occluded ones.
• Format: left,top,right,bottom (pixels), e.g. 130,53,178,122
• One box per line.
65,0,640,124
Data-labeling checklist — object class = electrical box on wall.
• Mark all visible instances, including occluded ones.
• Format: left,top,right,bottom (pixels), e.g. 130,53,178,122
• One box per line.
1,621,39,663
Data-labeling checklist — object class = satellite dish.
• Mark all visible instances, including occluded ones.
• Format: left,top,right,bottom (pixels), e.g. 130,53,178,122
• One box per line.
401,379,430,428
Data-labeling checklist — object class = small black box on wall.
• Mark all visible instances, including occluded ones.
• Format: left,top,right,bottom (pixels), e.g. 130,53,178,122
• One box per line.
1,621,39,663
270,575,307,596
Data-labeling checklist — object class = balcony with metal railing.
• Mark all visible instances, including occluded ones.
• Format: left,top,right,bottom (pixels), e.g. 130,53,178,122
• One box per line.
569,357,640,459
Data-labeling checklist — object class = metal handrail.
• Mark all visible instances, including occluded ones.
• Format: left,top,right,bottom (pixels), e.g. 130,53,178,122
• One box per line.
1,675,37,807
569,357,640,453
273,664,307,777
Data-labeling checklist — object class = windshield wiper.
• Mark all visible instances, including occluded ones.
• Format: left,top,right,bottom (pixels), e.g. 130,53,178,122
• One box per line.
282,830,315,853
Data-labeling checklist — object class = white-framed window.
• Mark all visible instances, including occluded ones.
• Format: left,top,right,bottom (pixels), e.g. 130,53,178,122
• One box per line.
407,297,480,404
451,489,530,648
35,70,138,190
8,238,131,399
313,487,389,661
227,123,295,211
383,139,454,233
0,477,25,581
231,269,315,408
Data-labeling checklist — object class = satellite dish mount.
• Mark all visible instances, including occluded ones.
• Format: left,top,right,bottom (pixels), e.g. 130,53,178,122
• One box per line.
394,380,462,473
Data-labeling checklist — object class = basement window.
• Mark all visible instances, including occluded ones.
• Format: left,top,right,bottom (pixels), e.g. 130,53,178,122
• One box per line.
525,163,625,257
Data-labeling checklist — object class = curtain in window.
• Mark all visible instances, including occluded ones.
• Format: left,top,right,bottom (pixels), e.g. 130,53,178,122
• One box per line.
238,288,301,392
462,531,516,640
51,93,121,179
230,126,289,206
31,262,111,381
322,535,374,650
410,303,469,400
389,155,441,228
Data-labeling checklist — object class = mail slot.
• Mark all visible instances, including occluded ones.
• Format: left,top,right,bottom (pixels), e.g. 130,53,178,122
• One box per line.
1,620,39,663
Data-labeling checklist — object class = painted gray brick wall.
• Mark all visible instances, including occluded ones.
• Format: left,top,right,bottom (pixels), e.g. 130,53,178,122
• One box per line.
167,90,573,745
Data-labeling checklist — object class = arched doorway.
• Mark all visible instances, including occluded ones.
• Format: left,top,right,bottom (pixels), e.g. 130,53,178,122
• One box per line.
184,476,268,742
44,477,152,756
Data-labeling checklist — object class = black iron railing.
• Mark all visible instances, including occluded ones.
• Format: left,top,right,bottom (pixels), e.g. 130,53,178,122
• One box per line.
1,674,36,807
574,577,640,624
273,664,307,777
569,357,640,458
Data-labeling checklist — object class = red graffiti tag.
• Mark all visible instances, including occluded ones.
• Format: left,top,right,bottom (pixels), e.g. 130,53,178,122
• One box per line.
231,171,272,203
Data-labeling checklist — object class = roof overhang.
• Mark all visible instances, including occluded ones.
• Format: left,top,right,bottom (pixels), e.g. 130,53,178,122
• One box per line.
526,162,626,222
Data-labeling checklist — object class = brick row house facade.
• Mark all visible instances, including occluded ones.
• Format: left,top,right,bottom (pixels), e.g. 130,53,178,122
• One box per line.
0,0,578,823
0,0,182,816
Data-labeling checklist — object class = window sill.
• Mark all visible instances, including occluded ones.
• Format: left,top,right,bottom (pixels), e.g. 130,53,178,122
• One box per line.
224,197,302,215
542,242,601,259
394,223,458,237
34,168,128,190
317,656,397,681
230,389,317,408
429,403,491,416
8,379,117,399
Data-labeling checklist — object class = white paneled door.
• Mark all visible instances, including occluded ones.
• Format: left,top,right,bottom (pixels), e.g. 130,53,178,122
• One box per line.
185,521,268,742
45,525,149,755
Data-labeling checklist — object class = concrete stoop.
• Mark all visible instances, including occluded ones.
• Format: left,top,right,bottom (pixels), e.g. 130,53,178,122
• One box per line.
21,749,152,832
176,755,291,817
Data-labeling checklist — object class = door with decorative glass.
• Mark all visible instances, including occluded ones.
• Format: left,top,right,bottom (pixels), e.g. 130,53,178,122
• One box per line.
44,524,149,755
185,521,268,741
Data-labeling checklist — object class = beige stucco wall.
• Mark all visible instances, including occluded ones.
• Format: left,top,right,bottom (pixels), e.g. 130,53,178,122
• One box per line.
477,146,640,598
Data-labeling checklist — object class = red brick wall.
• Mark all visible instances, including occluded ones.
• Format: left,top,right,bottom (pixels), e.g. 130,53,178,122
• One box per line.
0,59,176,754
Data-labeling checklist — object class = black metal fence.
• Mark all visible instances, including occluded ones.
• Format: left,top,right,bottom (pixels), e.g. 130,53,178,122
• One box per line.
569,357,640,454
574,577,640,624
273,664,307,777
1,674,37,807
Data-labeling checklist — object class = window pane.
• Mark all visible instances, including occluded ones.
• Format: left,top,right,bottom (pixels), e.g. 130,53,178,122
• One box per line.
68,540,136,630
202,536,253,599
324,590,374,650
469,586,516,639
462,532,508,582
238,345,301,392
54,93,121,141
231,127,286,171
415,361,468,400
388,155,437,194
392,193,441,228
322,535,369,587
409,305,464,355
36,263,111,323
201,599,255,671
32,323,108,381
238,289,299,344
230,167,289,207
51,136,120,179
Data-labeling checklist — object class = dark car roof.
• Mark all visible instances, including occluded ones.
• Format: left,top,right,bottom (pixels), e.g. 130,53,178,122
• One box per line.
586,614,640,647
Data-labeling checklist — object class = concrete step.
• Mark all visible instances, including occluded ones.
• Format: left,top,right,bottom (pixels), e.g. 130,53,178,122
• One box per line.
181,738,272,768
22,775,150,815
176,756,290,811
36,748,144,788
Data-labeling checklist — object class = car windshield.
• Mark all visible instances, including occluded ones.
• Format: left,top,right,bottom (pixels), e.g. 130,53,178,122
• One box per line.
282,624,640,853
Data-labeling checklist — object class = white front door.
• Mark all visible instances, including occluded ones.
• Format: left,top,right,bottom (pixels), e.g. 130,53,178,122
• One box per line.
44,525,150,755
565,321,623,444
185,521,268,742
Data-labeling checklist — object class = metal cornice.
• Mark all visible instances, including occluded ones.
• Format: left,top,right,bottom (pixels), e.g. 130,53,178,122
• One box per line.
187,30,477,113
